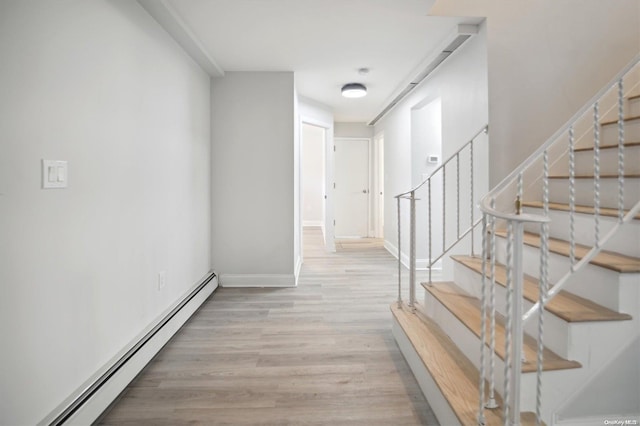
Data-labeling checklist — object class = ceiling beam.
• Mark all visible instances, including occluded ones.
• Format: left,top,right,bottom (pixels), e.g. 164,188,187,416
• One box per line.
137,0,225,77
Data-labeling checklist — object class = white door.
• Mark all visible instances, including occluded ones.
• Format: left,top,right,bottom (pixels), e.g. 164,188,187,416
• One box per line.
334,138,369,237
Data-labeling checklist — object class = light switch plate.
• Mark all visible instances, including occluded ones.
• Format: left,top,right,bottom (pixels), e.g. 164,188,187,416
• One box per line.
42,160,68,189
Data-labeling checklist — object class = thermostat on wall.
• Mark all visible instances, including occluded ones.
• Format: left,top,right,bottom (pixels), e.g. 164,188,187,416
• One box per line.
427,155,439,164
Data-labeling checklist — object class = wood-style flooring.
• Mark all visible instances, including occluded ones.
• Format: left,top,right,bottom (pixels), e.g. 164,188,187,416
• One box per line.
98,228,438,425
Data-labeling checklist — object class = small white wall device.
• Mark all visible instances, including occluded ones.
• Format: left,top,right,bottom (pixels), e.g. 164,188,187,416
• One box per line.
42,160,68,189
427,155,439,164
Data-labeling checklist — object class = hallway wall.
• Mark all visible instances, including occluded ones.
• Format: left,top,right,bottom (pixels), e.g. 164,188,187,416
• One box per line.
211,72,296,286
0,1,212,424
375,22,489,279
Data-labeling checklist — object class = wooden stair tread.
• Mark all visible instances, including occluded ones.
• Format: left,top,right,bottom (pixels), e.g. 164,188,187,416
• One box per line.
629,94,640,102
452,255,632,322
549,173,640,179
391,303,539,426
522,200,640,220
574,141,640,152
494,229,640,273
422,282,581,373
601,115,640,126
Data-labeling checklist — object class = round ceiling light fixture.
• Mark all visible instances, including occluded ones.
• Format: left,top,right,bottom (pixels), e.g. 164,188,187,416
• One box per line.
341,83,367,98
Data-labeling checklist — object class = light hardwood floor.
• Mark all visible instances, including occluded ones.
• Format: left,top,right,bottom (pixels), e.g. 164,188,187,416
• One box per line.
98,228,439,425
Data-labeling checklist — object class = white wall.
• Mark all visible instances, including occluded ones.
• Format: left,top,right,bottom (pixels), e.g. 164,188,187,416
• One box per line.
558,336,640,421
211,72,296,286
335,122,374,139
0,1,211,424
431,0,640,185
302,124,325,227
375,22,488,278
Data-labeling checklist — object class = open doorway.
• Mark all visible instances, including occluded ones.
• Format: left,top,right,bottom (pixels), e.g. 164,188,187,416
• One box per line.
302,123,326,230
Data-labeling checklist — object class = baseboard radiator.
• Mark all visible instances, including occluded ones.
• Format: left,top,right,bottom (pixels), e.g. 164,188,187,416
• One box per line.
44,271,217,426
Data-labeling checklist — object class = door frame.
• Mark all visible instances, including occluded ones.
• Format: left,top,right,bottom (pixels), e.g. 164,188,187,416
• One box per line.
334,137,373,238
300,116,335,253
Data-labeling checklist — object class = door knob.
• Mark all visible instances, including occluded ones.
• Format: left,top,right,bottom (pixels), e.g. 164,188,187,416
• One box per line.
362,189,367,193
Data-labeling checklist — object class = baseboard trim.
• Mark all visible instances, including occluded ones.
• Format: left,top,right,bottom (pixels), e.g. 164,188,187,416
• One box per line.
42,271,217,426
221,273,296,288
303,220,323,227
383,239,443,271
294,257,303,286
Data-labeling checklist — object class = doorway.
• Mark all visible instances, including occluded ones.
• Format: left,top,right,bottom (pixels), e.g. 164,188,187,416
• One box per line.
302,123,326,230
334,138,370,238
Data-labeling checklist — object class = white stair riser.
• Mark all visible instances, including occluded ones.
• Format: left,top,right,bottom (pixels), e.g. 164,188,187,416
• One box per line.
522,207,640,257
424,287,640,423
423,289,539,412
548,177,640,209
627,97,640,117
453,261,571,358
569,147,640,175
495,237,624,311
600,119,640,145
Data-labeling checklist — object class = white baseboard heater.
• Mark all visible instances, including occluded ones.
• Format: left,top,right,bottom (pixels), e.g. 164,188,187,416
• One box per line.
44,271,217,426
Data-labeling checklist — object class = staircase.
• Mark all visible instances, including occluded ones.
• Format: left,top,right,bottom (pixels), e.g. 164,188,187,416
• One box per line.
392,56,640,425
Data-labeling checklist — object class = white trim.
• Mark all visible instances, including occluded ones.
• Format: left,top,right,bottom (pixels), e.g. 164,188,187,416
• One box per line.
294,257,303,286
136,0,224,77
41,274,217,425
300,114,335,253
221,274,296,288
303,220,323,227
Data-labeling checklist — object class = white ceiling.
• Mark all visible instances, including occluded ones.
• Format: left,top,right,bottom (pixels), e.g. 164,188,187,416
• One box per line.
167,0,464,123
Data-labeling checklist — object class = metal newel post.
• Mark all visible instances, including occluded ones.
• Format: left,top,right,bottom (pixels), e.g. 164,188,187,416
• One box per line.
409,191,417,310
509,221,525,426
397,196,402,308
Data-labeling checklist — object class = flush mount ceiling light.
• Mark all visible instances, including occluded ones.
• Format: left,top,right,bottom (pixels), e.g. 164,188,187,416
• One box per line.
341,83,367,98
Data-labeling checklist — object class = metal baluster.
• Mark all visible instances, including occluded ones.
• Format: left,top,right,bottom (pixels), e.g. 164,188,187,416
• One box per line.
457,152,461,239
443,164,446,253
428,180,433,284
471,140,475,256
478,213,488,426
594,102,601,248
503,221,514,426
409,191,416,310
510,221,525,426
397,197,402,307
569,127,576,271
536,151,550,425
487,199,498,409
618,79,625,223
516,173,523,214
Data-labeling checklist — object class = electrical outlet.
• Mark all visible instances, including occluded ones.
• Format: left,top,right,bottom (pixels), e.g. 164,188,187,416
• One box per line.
158,271,166,290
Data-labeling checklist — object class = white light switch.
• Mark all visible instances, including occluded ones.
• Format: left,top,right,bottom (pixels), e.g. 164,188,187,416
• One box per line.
42,160,68,189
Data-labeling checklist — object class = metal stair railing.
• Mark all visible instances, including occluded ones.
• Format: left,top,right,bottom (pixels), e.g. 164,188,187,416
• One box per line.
477,54,640,426
395,124,489,310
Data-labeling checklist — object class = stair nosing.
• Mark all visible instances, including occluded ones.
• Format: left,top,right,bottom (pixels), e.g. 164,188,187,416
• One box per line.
574,141,640,152
601,115,640,126
521,200,640,220
549,173,640,179
422,282,581,373
450,255,632,323
493,229,640,273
